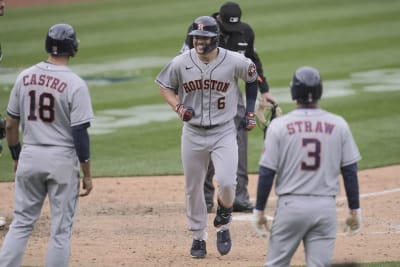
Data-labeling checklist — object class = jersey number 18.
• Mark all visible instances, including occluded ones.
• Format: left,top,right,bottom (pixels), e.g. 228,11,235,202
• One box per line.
27,90,55,122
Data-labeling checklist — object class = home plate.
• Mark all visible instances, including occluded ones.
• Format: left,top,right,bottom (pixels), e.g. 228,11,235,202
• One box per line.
233,214,274,221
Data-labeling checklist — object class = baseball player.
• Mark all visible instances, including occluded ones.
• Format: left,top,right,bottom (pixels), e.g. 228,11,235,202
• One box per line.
0,0,6,230
0,115,5,230
0,23,94,267
156,16,258,258
252,66,362,267
180,1,273,213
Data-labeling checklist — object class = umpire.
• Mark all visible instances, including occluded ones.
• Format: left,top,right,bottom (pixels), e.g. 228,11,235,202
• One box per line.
181,2,273,212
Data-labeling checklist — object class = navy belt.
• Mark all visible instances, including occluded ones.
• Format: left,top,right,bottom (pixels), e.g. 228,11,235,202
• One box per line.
191,124,221,130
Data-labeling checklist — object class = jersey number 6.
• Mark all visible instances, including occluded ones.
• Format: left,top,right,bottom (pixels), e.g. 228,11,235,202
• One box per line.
218,97,225,109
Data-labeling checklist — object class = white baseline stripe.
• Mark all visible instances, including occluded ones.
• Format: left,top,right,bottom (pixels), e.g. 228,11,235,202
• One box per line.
241,188,400,223
336,187,400,202
250,187,400,203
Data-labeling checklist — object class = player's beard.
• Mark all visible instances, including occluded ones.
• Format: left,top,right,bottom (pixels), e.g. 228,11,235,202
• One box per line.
195,44,206,55
194,39,212,55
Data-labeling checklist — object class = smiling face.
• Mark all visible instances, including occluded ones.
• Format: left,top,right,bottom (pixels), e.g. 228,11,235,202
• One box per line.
192,35,214,55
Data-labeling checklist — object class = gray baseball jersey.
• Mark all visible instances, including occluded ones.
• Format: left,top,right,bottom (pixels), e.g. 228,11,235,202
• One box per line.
7,61,93,146
156,47,257,240
0,61,93,267
259,107,361,267
260,108,361,196
156,47,257,127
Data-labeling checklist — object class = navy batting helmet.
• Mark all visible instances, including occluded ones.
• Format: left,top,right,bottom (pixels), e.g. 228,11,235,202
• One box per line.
45,23,79,57
290,66,323,103
189,16,219,54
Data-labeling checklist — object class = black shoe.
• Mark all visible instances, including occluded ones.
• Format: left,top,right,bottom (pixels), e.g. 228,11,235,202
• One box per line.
233,202,253,213
216,229,231,255
206,203,214,213
214,210,232,227
190,239,207,258
213,201,233,227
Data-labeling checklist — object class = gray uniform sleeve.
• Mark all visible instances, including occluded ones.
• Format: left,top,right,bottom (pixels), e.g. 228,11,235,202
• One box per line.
340,120,362,167
155,59,179,92
70,79,94,127
259,118,281,171
234,52,258,83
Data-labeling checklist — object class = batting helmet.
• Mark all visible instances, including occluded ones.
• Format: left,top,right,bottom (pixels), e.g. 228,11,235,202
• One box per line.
188,16,219,54
290,66,323,103
45,23,79,57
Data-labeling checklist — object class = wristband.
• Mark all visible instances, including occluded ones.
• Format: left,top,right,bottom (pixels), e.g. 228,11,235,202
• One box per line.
9,143,21,160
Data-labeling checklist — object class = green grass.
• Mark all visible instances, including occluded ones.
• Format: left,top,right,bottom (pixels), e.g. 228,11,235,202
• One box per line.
1,0,400,182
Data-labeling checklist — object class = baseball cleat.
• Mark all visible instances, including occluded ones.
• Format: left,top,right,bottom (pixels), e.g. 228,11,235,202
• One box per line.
213,201,233,227
233,202,253,213
216,229,231,255
190,239,207,258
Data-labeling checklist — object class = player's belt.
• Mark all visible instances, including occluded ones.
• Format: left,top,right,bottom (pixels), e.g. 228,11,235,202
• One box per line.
191,124,221,130
280,194,335,198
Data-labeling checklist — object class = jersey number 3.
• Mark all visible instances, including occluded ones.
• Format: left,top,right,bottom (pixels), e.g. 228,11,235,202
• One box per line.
27,90,55,122
301,138,321,171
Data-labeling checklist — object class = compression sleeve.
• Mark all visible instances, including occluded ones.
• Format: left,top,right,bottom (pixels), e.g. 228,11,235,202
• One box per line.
255,166,276,210
72,122,90,163
245,80,258,113
341,162,360,210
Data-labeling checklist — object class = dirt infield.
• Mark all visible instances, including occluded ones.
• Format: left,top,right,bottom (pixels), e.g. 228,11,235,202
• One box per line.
0,165,399,267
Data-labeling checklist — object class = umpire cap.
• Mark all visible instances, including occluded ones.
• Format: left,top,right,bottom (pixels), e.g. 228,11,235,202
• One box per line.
219,2,242,32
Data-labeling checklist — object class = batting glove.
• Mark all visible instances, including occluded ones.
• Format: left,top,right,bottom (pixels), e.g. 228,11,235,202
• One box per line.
252,209,269,237
244,112,256,131
175,104,195,122
343,208,362,236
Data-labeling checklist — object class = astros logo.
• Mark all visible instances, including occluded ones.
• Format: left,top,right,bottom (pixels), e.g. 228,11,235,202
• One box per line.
198,23,204,30
248,63,257,77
